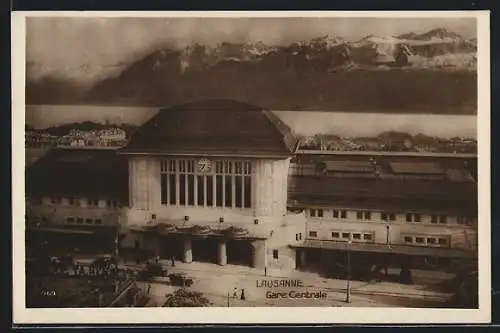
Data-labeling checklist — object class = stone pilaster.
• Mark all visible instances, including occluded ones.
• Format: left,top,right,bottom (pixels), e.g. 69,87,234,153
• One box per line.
298,249,307,268
218,241,227,266
251,239,267,269
183,238,192,263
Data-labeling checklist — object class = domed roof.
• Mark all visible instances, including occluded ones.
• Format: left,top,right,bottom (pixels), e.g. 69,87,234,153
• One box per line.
120,99,298,157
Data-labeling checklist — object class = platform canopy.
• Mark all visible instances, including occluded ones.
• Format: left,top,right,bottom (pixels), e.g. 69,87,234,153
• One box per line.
119,99,299,158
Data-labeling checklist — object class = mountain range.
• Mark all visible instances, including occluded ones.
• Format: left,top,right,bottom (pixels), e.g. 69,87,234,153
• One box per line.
26,28,477,113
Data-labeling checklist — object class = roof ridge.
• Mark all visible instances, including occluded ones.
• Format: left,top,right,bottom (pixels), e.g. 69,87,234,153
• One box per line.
262,110,299,153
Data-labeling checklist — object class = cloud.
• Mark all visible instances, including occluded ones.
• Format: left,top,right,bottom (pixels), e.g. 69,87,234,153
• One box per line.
27,16,477,70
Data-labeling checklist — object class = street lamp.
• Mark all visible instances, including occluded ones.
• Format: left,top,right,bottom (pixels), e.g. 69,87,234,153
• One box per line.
386,225,390,245
345,240,352,303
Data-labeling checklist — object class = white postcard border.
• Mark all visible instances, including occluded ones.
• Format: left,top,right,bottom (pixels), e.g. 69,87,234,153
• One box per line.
11,10,491,324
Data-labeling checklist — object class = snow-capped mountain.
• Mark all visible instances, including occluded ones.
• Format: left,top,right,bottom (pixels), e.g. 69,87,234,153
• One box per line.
26,28,477,110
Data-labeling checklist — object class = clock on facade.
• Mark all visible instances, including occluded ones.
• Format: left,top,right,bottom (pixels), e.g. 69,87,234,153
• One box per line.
197,159,212,173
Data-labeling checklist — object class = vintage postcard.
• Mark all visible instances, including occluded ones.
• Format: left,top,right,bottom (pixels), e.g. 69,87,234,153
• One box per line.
12,11,491,324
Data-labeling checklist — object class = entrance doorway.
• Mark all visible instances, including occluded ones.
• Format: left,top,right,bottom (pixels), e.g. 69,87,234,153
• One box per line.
161,236,184,260
227,240,253,266
192,238,218,263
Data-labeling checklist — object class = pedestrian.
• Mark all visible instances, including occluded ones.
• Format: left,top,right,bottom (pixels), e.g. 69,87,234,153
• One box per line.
240,289,246,301
147,283,151,295
233,288,238,298
264,266,267,276
171,255,175,267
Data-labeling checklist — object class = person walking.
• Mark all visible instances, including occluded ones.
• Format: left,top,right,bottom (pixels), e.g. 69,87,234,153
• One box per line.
171,255,175,267
233,288,238,298
240,289,246,301
147,283,151,295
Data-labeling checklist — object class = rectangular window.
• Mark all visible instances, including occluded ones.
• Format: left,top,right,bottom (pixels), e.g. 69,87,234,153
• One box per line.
363,234,373,241
438,238,448,246
332,232,340,238
161,159,252,209
342,232,350,239
404,236,413,243
406,214,412,222
179,174,186,206
85,218,92,224
415,237,424,244
244,176,251,208
356,211,363,220
353,233,361,240
76,218,83,224
310,209,316,217
389,213,396,221
427,238,436,245
439,215,447,224
317,209,324,218
273,250,279,259
341,210,347,219
431,215,438,223
67,217,74,223
51,197,58,205
333,210,339,218
224,175,233,207
91,199,99,207
69,198,76,206
364,212,371,220
94,219,102,225
206,176,214,206
309,231,318,237
197,175,205,206
235,175,243,208
169,174,176,205
161,174,168,204
187,174,195,206
215,175,223,207
381,212,388,221
414,214,421,223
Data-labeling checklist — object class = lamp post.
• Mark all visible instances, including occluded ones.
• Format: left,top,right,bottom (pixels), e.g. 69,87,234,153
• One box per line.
345,240,352,304
386,225,390,245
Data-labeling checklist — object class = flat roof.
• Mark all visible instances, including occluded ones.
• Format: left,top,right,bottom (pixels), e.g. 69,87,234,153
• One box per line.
26,148,128,201
292,239,476,258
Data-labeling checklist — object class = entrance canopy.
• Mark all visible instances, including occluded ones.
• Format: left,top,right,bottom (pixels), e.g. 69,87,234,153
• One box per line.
292,239,476,259
128,219,272,240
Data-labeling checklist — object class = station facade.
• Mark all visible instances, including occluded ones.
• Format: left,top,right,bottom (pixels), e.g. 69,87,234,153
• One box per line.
26,99,478,273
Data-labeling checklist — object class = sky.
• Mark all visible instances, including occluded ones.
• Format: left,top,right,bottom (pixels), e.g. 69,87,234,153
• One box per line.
26,16,477,70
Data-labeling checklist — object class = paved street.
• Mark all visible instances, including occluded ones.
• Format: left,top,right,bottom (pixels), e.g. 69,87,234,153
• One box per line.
124,260,455,308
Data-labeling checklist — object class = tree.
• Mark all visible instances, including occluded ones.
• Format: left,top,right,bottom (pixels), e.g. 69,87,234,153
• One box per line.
163,288,211,307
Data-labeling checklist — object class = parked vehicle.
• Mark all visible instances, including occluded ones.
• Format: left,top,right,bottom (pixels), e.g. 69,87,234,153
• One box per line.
136,262,167,281
168,273,194,287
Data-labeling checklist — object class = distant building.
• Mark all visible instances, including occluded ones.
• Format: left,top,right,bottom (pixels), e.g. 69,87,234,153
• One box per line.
25,148,128,253
98,128,127,143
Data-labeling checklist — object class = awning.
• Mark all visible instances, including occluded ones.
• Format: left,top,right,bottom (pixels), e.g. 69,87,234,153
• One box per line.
291,239,476,258
27,227,96,235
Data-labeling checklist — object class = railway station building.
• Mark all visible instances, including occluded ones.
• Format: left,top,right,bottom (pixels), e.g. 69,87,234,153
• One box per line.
25,99,478,273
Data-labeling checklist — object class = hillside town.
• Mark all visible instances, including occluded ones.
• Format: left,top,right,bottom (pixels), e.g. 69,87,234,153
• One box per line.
26,125,477,155
25,126,129,148
298,132,477,154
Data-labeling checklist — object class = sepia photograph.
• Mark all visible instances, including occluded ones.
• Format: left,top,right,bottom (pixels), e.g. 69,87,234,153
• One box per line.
12,11,490,324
